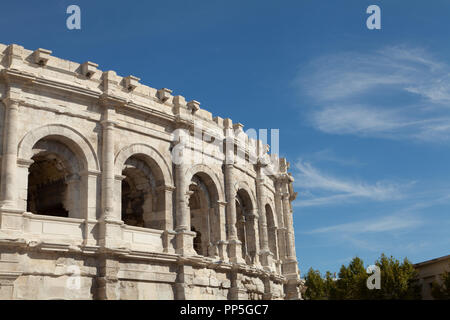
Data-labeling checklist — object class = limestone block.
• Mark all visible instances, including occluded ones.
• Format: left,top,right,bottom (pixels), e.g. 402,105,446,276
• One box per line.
187,100,200,114
156,88,173,102
33,48,52,66
81,61,99,78
124,75,140,91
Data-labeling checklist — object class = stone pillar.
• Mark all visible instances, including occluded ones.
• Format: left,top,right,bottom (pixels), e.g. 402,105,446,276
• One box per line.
263,276,274,300
268,224,280,269
159,185,176,254
246,209,260,266
256,172,273,270
96,255,120,300
281,191,296,261
206,207,219,259
175,162,188,230
161,185,175,230
280,180,300,300
224,164,244,264
101,113,115,219
0,251,22,300
216,201,228,261
228,271,248,300
0,99,20,210
80,170,101,247
274,180,287,270
174,141,196,255
16,159,33,212
174,263,194,300
65,174,81,219
99,106,122,248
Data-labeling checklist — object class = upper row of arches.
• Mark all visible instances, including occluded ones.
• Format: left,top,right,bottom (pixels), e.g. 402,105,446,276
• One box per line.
13,123,279,260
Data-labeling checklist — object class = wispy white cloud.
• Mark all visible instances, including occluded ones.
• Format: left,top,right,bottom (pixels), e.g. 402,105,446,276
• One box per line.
306,214,421,235
293,159,410,207
295,45,450,142
302,148,363,166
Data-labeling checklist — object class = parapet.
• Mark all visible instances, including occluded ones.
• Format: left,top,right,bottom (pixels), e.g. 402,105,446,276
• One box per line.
0,43,280,164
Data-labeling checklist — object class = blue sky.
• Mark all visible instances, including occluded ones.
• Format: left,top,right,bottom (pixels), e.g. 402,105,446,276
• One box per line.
2,0,449,275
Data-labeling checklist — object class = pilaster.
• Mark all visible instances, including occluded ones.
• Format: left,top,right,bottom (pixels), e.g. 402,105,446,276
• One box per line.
0,97,21,210
224,164,244,264
99,103,123,249
96,255,120,300
174,137,196,255
0,249,22,300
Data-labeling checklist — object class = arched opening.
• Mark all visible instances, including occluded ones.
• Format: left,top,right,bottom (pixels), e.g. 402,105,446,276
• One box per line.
121,155,163,229
265,204,278,259
236,189,256,264
188,173,220,257
27,139,81,218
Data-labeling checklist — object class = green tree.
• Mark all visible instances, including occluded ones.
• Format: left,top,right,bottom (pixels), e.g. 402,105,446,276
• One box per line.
304,268,326,300
334,257,369,299
303,254,422,300
324,271,338,299
367,254,421,300
431,268,450,300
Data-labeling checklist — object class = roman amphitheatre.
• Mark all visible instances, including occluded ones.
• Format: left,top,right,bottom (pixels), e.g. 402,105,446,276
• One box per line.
0,43,302,300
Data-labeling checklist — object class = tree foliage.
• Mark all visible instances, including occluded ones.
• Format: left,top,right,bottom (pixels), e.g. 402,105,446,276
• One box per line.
431,268,450,300
303,254,422,300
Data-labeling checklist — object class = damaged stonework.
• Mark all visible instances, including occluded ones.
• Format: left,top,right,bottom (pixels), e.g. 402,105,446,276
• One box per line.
0,43,302,300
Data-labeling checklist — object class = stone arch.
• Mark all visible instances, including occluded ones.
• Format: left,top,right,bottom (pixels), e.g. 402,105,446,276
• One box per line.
184,164,225,203
32,139,81,173
235,187,257,264
115,144,173,230
18,124,99,172
265,195,278,228
16,125,98,218
115,143,173,187
185,165,225,257
26,139,82,218
265,203,278,259
233,180,257,209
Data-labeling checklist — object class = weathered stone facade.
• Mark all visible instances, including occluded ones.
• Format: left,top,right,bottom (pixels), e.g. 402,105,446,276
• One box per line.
0,43,302,300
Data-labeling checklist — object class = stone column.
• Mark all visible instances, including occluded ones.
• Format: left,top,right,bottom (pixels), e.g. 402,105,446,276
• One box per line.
96,255,120,300
215,201,228,261
225,164,244,263
280,179,300,300
159,185,176,254
65,174,81,219
281,191,296,261
228,271,248,300
101,116,115,219
0,250,22,300
99,106,122,248
274,180,287,272
16,159,33,212
246,209,260,266
161,185,175,230
206,207,219,259
174,141,196,255
256,171,273,270
0,99,20,210
174,263,194,300
175,161,188,231
80,170,101,247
